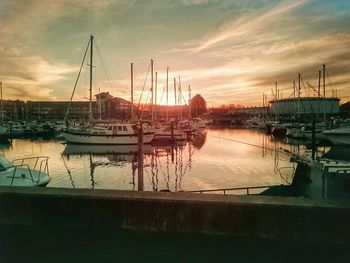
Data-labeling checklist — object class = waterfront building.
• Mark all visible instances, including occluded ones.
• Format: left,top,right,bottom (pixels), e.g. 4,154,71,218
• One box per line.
0,100,26,120
0,93,138,121
228,106,268,115
26,101,93,120
95,92,136,120
270,97,340,119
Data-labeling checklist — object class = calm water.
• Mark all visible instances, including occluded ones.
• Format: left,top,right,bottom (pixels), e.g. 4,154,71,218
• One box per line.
0,128,318,193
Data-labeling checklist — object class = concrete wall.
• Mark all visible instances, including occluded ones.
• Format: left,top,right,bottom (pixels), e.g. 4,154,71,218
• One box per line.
1,186,350,243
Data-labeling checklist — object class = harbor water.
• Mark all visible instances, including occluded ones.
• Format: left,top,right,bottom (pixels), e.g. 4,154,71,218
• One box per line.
0,127,326,193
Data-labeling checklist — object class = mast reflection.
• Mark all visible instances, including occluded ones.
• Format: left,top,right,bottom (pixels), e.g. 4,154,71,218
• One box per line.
61,139,199,192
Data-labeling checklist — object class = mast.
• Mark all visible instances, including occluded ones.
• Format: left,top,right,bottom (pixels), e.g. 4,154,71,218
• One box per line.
262,92,265,119
98,87,102,120
298,73,301,120
293,80,296,120
89,34,94,121
166,67,169,122
265,94,268,118
0,82,3,122
323,64,326,123
151,59,154,122
317,70,321,121
178,76,182,120
174,78,177,119
188,85,191,119
275,81,278,121
131,63,134,122
155,71,157,122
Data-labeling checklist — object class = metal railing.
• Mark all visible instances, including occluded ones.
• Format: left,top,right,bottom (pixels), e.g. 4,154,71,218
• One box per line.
10,156,49,186
187,184,283,195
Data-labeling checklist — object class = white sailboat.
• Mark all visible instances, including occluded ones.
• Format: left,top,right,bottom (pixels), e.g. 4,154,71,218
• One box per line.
63,122,154,145
149,64,186,141
62,35,154,145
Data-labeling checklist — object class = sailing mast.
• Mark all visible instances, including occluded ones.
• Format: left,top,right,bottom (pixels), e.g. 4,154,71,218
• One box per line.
155,71,157,122
298,73,301,120
262,92,265,121
323,64,326,123
188,85,191,119
178,76,182,120
131,63,134,122
317,70,321,121
275,81,278,121
166,67,169,122
293,80,296,120
0,82,3,122
89,34,94,122
174,78,176,120
151,59,154,122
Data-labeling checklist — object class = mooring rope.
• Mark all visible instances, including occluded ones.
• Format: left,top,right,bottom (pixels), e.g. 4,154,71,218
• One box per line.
210,134,291,155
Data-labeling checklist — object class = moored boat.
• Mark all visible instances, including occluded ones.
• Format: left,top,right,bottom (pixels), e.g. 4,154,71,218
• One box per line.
62,35,154,145
323,127,350,145
62,123,154,145
289,153,350,200
0,156,51,187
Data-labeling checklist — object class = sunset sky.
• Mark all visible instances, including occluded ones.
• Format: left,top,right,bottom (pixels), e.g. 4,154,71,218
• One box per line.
0,0,349,106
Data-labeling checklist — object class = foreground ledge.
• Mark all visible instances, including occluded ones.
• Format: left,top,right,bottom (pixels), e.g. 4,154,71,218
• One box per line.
1,186,349,243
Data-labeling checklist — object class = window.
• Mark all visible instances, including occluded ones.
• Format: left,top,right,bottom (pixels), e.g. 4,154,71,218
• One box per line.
118,126,122,131
122,126,127,131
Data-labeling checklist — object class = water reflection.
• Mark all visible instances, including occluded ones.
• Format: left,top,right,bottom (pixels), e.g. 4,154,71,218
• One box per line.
62,144,154,156
4,128,349,195
57,128,294,192
60,136,198,191
191,129,207,149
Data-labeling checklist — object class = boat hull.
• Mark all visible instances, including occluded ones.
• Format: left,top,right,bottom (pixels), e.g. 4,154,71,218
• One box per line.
323,128,350,145
153,132,186,141
62,131,154,145
0,168,51,187
323,133,350,145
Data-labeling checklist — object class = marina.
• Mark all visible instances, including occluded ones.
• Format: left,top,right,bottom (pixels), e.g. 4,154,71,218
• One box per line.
1,1,350,261
1,126,349,200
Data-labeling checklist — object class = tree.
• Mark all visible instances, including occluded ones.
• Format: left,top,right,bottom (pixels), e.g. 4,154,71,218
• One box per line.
190,94,207,117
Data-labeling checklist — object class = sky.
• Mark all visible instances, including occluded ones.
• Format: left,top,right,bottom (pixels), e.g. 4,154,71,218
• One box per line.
0,0,350,106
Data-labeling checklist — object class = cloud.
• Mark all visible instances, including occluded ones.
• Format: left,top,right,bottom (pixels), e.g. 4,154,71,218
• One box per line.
182,0,218,5
0,0,350,106
0,46,77,100
194,0,309,52
0,0,134,100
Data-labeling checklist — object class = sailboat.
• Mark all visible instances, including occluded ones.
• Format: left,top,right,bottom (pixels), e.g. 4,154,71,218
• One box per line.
148,63,186,141
62,35,154,145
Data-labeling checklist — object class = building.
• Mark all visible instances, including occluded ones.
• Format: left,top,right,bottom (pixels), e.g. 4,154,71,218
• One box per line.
0,93,136,121
26,101,93,120
228,106,268,115
95,92,135,120
0,100,26,120
340,101,350,118
270,97,340,119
